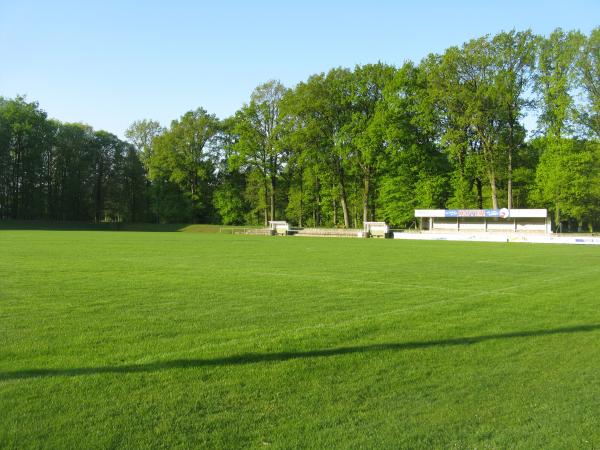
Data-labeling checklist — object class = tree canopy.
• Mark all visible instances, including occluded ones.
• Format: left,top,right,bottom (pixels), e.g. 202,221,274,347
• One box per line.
1,27,599,231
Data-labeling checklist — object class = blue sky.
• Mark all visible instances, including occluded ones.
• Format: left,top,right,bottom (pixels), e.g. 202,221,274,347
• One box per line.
1,0,598,138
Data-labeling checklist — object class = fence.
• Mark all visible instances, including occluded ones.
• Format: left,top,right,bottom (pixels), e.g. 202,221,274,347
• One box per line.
219,226,271,235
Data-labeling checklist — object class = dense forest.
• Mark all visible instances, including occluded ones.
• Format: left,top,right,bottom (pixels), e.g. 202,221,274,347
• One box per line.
1,28,599,231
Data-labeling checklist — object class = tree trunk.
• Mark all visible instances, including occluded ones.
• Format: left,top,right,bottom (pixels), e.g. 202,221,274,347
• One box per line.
315,176,321,227
332,196,337,226
298,170,303,227
507,146,513,210
269,175,275,223
480,132,498,210
490,178,498,210
46,149,52,219
263,177,269,226
95,161,103,223
362,171,370,224
190,182,196,224
13,137,22,218
338,165,350,228
488,167,498,210
507,107,518,210
76,167,81,220
269,155,277,223
340,186,350,228
157,180,163,224
476,178,483,209
370,178,376,221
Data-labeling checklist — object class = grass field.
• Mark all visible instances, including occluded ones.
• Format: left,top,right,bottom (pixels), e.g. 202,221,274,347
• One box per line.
2,230,600,449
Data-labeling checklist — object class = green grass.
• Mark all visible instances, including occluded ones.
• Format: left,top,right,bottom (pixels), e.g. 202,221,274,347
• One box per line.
1,230,600,449
0,220,233,233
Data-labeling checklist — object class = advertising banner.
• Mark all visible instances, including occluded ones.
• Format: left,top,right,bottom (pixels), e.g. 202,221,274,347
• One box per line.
444,209,510,218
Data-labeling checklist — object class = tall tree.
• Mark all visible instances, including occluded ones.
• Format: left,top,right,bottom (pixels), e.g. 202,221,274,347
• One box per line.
284,69,357,227
423,53,482,209
121,143,147,222
211,116,248,225
428,38,506,209
149,108,220,223
0,96,53,219
125,119,164,222
52,123,96,220
577,27,600,139
534,138,600,231
125,119,164,167
376,62,448,226
231,80,288,225
345,63,396,223
535,28,585,139
91,130,118,222
493,30,536,209
0,97,11,219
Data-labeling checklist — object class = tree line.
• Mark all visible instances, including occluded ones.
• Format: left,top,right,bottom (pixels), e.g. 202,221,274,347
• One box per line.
1,28,599,231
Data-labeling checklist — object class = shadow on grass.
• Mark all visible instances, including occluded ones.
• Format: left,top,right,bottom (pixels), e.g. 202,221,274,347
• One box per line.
2,324,599,381
0,220,222,233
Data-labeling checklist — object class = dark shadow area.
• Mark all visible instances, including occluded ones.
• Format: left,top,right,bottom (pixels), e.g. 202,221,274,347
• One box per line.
0,220,221,233
2,324,599,381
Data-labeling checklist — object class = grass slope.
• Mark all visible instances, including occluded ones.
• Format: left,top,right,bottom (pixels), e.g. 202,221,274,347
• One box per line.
1,231,600,449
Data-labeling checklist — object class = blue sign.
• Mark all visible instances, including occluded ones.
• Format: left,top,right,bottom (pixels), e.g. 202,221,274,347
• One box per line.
445,209,510,218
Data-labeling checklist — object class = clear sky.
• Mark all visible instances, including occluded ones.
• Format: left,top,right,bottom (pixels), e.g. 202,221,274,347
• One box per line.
1,0,598,138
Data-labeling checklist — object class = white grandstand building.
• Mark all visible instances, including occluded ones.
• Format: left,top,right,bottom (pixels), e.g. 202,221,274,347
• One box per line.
392,209,600,245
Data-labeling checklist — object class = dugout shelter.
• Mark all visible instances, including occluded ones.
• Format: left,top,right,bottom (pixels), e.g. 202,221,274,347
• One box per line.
414,209,550,234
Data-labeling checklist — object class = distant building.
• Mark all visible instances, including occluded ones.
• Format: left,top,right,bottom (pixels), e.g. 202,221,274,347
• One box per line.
414,209,550,234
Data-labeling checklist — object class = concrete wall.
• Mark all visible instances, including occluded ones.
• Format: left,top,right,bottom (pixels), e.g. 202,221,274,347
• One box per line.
428,217,548,233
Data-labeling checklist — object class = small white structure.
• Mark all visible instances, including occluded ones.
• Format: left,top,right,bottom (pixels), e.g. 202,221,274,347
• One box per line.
414,209,551,234
390,209,600,244
364,221,389,238
268,221,289,236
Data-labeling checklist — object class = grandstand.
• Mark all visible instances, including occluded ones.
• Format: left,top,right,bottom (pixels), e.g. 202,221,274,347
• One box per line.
393,209,600,245
415,208,550,233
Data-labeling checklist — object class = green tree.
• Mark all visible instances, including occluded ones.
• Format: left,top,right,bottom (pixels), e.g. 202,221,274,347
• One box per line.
493,30,536,209
535,28,585,139
376,62,448,226
230,81,288,225
149,108,220,223
125,119,163,168
211,116,249,225
283,69,356,227
125,119,164,222
422,54,480,209
576,27,600,139
345,63,396,223
121,143,147,221
0,96,53,219
92,130,120,222
52,123,96,220
0,97,12,219
533,138,600,231
427,38,505,209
